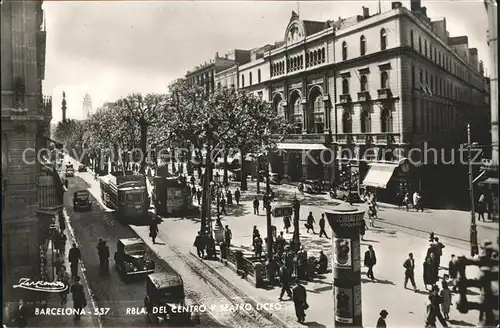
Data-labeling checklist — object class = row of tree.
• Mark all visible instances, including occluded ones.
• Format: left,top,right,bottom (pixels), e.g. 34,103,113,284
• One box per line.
54,81,291,190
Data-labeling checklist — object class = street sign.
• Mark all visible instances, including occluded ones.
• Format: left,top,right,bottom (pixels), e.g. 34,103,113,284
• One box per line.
272,206,293,218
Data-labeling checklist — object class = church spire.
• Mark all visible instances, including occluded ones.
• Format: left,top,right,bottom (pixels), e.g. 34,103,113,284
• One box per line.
62,91,67,122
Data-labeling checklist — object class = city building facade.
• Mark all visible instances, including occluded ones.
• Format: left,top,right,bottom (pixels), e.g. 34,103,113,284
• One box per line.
194,1,489,206
1,0,65,304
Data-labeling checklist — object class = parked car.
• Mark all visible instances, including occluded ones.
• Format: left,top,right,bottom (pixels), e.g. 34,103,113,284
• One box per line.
114,238,155,281
78,164,87,172
330,187,363,203
299,179,322,194
144,272,198,324
65,166,75,177
73,190,92,211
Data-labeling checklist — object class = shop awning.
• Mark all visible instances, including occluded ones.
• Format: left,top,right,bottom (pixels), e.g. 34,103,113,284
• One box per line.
479,177,499,186
277,143,328,150
362,163,398,189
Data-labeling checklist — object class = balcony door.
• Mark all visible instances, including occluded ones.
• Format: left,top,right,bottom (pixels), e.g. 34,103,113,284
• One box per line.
289,92,303,134
309,87,324,134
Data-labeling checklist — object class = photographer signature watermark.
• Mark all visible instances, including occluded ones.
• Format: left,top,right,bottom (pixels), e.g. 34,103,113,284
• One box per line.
13,278,68,293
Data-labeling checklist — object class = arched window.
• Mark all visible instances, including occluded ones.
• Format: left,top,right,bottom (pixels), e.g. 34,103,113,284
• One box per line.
321,48,325,61
424,40,428,57
380,29,387,50
381,108,393,132
313,51,318,63
274,95,285,119
342,42,348,60
410,30,414,48
257,69,261,83
360,110,371,133
360,75,368,92
310,90,324,133
418,37,422,53
305,53,309,66
293,57,297,68
342,111,352,133
380,71,389,89
249,72,253,85
360,35,366,56
299,55,303,67
292,95,303,133
342,78,349,95
241,74,245,87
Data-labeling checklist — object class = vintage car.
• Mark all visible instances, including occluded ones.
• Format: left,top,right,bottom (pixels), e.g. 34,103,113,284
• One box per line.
330,187,363,203
65,166,75,177
144,272,199,324
73,190,92,211
300,179,323,194
78,164,87,172
114,238,155,281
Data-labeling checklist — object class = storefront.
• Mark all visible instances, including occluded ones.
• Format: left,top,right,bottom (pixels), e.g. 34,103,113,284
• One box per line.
275,143,332,182
479,176,499,222
361,159,414,204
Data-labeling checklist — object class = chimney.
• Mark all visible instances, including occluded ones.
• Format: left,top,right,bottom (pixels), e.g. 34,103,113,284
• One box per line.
410,0,421,11
362,6,369,18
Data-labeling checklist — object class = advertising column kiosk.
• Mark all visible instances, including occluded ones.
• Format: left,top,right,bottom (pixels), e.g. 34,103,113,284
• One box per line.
325,203,365,327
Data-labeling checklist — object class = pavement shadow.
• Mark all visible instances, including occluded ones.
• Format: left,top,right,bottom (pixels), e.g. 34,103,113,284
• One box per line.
448,319,476,327
360,239,379,243
313,285,332,293
361,278,395,285
301,321,327,327
224,206,250,217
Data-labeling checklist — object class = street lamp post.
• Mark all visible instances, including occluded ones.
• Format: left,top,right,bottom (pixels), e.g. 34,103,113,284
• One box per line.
265,155,273,260
467,124,479,256
292,195,301,252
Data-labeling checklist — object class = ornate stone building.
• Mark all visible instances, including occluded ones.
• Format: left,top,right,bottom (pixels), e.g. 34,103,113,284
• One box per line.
1,0,64,304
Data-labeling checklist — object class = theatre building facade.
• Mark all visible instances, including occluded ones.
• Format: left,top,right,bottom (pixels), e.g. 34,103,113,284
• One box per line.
333,2,488,205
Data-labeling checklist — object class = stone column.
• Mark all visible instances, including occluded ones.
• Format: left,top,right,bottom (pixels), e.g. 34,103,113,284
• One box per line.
325,204,365,327
301,99,308,133
323,95,331,133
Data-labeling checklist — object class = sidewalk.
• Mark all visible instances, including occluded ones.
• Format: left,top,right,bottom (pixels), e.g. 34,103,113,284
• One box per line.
28,212,99,328
151,199,482,328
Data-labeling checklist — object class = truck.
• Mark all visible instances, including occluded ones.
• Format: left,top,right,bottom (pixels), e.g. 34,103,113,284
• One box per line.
153,176,198,217
99,171,149,220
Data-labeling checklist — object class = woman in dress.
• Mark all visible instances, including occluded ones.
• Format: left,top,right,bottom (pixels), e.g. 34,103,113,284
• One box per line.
440,280,452,320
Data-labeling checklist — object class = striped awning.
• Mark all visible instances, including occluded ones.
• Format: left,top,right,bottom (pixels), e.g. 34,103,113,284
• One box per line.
362,163,398,189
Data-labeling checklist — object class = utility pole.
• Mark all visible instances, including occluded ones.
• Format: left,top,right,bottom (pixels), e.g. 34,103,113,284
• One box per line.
468,124,479,257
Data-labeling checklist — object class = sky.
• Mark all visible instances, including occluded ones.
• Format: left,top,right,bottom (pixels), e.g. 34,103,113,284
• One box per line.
43,0,492,123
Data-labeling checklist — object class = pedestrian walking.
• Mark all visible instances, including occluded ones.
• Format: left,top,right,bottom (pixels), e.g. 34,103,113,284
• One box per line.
149,221,159,244
376,310,388,328
364,245,377,281
253,198,260,215
234,188,241,205
68,243,81,277
97,240,110,271
282,216,291,234
58,265,70,305
433,237,445,267
13,299,29,328
226,190,233,205
448,254,458,292
477,193,486,221
276,232,286,253
58,213,66,233
292,281,308,323
305,212,316,234
196,189,202,205
430,287,448,327
319,214,329,238
193,231,204,258
220,197,227,215
413,191,424,212
252,226,260,247
278,265,293,301
403,192,411,211
360,218,368,241
70,276,87,321
403,253,418,291
224,225,232,246
254,236,263,258
423,254,438,290
440,280,452,320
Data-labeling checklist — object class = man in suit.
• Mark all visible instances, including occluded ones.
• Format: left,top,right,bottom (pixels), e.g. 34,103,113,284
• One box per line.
403,252,418,291
14,299,29,327
364,245,377,281
278,265,293,301
68,243,81,277
292,281,308,323
70,276,87,320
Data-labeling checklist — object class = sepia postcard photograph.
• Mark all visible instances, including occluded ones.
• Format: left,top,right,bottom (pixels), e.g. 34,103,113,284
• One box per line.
1,0,498,327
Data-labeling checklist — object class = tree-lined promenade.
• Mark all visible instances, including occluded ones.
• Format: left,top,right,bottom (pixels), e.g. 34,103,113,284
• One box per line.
54,82,290,190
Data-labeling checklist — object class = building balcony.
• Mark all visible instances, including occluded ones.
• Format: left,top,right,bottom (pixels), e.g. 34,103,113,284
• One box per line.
377,88,393,99
273,133,328,144
335,133,400,145
357,91,371,102
37,164,65,214
339,94,352,103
